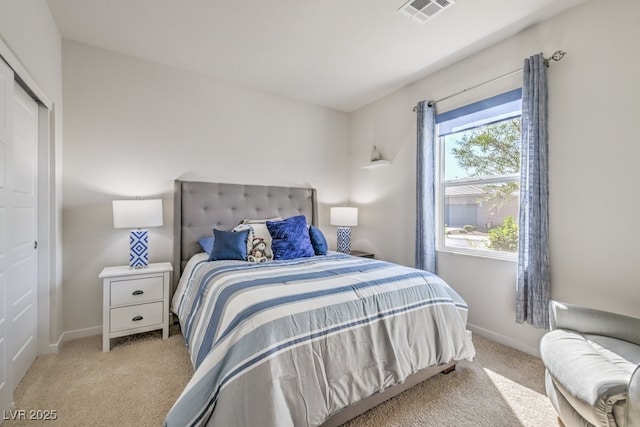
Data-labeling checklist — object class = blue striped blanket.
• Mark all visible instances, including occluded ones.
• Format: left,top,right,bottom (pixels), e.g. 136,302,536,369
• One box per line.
166,252,475,427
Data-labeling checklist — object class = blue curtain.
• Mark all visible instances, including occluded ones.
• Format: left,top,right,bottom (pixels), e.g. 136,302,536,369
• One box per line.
516,53,550,329
415,101,437,273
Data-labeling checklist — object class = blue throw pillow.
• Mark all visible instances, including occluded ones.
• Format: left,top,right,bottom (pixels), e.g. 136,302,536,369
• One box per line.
209,228,250,261
266,215,315,260
198,236,215,255
308,225,328,255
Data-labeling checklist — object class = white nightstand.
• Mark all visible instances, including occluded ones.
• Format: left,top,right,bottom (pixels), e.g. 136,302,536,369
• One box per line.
349,250,375,259
99,262,173,352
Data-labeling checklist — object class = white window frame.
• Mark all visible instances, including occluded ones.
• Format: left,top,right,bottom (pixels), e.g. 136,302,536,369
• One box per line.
435,91,522,261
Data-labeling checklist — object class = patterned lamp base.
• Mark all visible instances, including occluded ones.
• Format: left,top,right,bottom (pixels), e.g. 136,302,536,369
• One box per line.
130,229,149,268
336,227,351,253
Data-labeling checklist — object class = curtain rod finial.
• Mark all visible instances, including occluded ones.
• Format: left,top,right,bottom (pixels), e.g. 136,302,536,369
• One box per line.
412,101,435,112
544,50,566,66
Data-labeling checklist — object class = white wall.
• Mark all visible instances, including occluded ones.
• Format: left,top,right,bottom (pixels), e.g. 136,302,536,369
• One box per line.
349,0,640,355
0,0,64,347
61,40,350,334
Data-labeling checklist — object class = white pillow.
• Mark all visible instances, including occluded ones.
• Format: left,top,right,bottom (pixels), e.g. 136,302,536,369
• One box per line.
242,217,282,224
234,217,282,261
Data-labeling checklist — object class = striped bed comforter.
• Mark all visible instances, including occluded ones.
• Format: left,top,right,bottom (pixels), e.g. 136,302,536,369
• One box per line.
165,252,475,427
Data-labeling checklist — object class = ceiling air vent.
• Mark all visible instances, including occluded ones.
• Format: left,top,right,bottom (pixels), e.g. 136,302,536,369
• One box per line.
397,0,456,24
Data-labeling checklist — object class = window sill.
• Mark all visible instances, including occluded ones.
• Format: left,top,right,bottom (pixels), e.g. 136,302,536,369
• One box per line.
437,247,517,262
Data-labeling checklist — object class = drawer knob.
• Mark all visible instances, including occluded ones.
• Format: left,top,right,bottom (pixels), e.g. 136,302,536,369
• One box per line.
132,290,144,296
132,315,144,322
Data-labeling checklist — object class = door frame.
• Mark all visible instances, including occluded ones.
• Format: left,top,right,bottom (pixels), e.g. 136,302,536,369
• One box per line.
0,35,56,355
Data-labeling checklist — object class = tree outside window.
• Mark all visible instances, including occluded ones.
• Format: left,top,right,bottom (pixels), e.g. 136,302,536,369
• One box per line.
440,112,521,256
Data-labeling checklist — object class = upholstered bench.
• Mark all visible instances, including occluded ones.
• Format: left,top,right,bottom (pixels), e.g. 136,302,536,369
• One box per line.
540,301,640,427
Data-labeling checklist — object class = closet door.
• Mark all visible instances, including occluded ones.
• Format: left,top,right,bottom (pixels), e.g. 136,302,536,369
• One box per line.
0,57,39,415
0,57,15,414
9,78,38,391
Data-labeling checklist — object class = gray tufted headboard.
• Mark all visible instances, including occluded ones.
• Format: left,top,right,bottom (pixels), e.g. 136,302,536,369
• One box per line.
173,180,318,288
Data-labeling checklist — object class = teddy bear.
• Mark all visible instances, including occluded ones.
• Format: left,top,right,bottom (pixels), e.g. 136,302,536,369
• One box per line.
247,237,268,263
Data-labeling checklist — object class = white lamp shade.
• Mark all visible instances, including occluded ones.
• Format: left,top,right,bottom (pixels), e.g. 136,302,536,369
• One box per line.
112,199,163,229
330,207,358,227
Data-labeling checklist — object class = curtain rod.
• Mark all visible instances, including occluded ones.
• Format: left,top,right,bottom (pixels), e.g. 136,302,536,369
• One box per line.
412,50,566,112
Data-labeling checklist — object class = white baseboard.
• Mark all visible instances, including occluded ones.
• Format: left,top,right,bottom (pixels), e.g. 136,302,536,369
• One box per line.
467,323,540,358
45,335,63,354
60,326,102,343
37,332,64,355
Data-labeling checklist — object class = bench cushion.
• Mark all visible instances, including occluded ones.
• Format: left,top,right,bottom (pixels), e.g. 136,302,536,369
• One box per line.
541,329,640,426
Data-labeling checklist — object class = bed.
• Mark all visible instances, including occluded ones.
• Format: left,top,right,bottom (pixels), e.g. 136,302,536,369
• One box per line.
165,180,475,427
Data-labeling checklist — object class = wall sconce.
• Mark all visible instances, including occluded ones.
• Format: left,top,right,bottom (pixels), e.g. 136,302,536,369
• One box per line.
330,207,358,253
112,199,163,268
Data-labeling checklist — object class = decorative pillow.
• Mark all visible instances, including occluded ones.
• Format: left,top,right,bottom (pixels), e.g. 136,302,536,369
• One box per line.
232,224,255,258
209,228,250,261
266,215,315,260
308,226,328,255
247,237,268,263
198,236,215,255
240,217,282,260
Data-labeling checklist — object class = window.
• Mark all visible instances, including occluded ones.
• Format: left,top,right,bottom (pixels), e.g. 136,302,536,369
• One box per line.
436,89,522,258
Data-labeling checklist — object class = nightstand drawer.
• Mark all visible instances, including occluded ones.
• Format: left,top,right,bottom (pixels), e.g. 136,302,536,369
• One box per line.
110,276,164,306
110,301,163,333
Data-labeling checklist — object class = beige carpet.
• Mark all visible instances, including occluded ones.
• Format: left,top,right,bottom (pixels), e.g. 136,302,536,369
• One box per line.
6,330,560,427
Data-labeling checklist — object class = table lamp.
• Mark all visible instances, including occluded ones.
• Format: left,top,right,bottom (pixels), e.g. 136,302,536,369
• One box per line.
112,199,163,268
330,207,358,253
